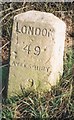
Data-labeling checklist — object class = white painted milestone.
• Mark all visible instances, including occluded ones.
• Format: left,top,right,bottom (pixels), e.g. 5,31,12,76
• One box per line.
8,10,66,97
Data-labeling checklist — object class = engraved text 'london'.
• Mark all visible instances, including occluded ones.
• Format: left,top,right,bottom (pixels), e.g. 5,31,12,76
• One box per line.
16,22,50,37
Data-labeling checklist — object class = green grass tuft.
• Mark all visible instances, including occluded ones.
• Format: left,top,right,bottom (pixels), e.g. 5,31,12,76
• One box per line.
2,48,74,119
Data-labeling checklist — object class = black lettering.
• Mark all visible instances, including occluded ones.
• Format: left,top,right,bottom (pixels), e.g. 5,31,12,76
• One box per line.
23,45,31,54
36,66,39,70
12,61,19,66
12,61,16,66
42,28,47,36
21,25,27,34
35,27,41,35
46,67,50,72
48,32,50,37
34,46,40,56
16,22,21,33
27,26,34,35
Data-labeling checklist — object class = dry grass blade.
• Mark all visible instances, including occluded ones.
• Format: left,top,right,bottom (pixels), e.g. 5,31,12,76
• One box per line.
0,41,10,50
0,6,27,24
0,8,13,14
0,64,9,68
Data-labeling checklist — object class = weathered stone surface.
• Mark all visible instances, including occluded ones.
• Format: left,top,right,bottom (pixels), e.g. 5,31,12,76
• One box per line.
8,10,66,97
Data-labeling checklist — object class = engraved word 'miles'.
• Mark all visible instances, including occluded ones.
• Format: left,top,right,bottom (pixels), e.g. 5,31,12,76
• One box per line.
16,22,50,37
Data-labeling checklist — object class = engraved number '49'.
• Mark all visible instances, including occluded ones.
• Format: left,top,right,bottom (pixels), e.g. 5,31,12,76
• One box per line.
23,45,41,56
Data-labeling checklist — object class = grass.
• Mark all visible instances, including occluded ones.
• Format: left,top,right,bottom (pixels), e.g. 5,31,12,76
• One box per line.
2,47,74,120
1,2,73,120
